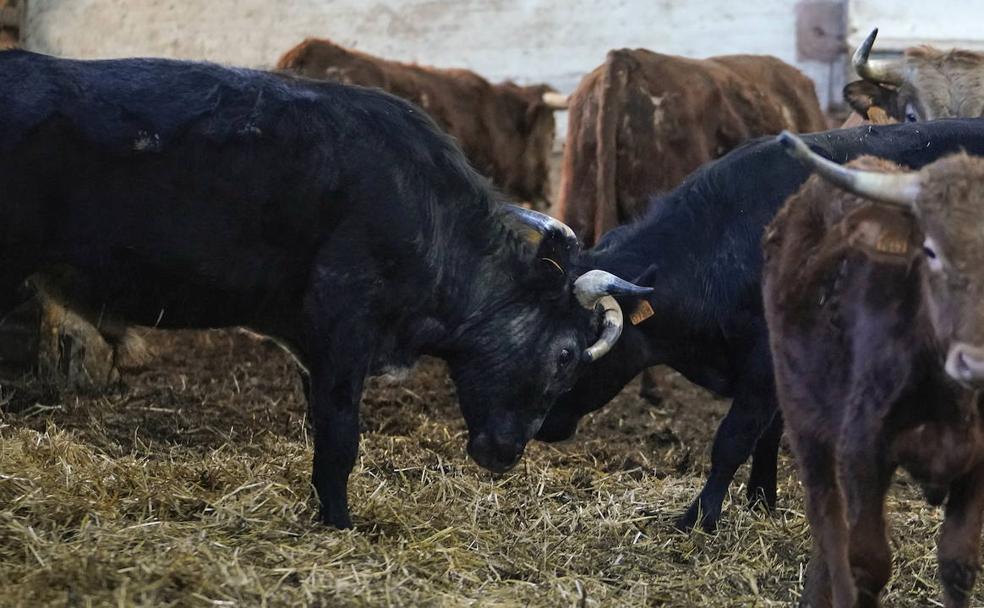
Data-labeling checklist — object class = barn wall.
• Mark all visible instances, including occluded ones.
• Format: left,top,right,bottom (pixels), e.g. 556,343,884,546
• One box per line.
23,0,845,114
847,0,984,50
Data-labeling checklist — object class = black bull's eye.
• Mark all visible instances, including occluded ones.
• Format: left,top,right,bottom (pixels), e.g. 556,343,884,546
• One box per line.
559,348,573,366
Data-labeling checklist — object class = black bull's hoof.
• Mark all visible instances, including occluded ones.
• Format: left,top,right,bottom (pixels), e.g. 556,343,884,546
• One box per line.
319,506,354,529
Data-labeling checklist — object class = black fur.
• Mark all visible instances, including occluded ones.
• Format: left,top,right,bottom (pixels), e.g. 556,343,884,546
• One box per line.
0,51,602,528
538,118,984,532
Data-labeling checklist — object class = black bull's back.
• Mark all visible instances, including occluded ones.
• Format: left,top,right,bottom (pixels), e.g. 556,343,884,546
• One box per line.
541,117,984,532
0,50,434,328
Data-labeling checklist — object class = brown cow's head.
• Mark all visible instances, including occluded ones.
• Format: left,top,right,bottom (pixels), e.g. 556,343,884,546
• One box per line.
845,28,984,123
779,131,984,387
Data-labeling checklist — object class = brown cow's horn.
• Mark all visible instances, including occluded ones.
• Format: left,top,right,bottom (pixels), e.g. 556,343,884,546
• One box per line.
542,91,569,110
853,28,905,86
777,131,921,208
574,270,654,361
503,205,578,243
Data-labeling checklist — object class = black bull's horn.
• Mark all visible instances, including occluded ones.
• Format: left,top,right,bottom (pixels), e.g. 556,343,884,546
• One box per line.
504,205,578,243
853,28,905,86
502,206,652,361
777,131,921,208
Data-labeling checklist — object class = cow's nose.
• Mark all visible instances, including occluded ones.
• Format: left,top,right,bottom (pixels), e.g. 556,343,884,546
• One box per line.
945,343,984,386
467,433,524,473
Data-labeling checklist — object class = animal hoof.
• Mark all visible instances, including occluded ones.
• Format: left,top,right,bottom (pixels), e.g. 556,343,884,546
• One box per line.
319,508,353,529
674,507,699,532
638,387,664,407
746,487,777,512
675,503,720,533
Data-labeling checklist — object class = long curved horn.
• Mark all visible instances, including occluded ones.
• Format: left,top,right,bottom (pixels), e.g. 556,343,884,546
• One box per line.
542,91,569,110
777,131,921,208
573,269,653,309
503,205,578,243
583,296,622,362
853,28,905,86
574,270,654,361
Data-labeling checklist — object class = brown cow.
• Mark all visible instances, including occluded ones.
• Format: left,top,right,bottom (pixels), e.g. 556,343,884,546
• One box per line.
556,48,826,404
763,132,984,608
555,49,827,246
845,28,984,124
276,38,565,207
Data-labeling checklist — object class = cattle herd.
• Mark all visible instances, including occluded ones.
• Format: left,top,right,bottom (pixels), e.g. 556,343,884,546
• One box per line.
3,24,984,607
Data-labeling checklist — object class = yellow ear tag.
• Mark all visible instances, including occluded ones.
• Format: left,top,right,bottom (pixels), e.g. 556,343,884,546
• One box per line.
629,300,655,325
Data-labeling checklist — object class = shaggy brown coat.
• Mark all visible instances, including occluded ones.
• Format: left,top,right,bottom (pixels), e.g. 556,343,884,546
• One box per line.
763,154,984,607
277,38,558,206
555,49,827,245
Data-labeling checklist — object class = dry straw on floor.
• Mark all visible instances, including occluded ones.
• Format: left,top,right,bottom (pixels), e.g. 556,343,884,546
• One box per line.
0,330,973,606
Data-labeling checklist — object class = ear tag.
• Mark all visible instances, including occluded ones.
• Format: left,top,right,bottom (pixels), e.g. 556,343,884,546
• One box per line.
874,232,909,255
844,206,915,261
629,300,654,325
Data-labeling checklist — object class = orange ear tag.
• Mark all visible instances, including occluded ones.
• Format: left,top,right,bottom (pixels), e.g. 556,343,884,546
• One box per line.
629,300,655,325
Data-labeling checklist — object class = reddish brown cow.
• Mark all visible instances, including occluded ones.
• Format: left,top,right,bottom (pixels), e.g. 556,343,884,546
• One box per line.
764,132,984,607
277,38,565,207
555,49,827,246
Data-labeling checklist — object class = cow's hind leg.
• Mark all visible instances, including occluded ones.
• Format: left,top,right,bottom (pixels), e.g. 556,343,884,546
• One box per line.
676,341,777,532
938,463,984,608
747,410,782,510
675,389,777,531
793,431,855,608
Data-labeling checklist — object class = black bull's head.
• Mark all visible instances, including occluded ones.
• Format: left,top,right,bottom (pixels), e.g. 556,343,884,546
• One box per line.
447,206,651,473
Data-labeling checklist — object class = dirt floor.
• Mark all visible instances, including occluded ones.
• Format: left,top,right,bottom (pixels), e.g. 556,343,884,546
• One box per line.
0,328,976,607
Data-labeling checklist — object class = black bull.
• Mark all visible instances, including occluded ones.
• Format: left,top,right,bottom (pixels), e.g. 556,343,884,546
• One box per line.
537,118,984,532
0,51,648,528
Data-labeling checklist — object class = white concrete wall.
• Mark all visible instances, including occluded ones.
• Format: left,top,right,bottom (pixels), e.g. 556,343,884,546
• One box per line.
24,0,842,112
848,0,984,51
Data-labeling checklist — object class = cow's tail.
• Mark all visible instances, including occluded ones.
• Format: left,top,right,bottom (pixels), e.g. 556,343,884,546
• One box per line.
555,50,628,246
592,50,631,245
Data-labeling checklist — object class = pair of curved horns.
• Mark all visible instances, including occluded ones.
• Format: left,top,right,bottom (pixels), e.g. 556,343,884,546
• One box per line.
853,28,905,86
502,207,653,362
777,131,921,208
573,270,653,361
542,91,569,110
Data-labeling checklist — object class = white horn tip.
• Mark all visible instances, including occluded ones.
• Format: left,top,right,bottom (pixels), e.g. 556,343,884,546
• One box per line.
542,91,569,110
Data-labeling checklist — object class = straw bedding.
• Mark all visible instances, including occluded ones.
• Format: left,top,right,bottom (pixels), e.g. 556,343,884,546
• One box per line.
0,330,974,606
